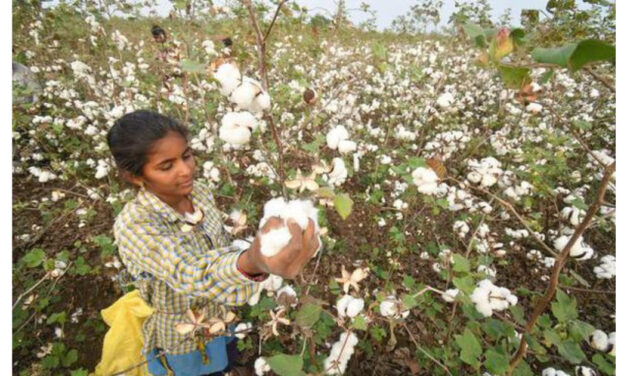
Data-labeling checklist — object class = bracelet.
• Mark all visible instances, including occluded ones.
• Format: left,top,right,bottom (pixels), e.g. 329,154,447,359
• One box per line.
237,263,269,282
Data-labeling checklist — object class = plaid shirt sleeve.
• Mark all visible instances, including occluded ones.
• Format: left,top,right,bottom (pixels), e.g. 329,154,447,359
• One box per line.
114,204,259,306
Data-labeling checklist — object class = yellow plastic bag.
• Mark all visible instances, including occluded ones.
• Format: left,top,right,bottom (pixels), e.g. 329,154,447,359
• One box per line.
92,290,154,376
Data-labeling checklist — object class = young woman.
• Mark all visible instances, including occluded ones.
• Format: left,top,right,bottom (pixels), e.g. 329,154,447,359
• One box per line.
105,110,319,375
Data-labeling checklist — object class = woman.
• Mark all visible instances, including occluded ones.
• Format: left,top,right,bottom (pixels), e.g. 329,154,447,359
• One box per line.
105,110,319,375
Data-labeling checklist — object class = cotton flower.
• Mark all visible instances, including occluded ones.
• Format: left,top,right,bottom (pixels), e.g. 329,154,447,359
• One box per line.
324,332,359,375
553,235,595,261
254,357,270,376
411,167,438,194
594,255,615,279
326,125,350,150
470,279,518,317
219,111,258,146
214,62,241,96
336,295,365,318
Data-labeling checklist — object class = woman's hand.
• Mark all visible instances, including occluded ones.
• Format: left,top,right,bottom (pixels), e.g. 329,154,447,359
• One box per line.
239,216,320,279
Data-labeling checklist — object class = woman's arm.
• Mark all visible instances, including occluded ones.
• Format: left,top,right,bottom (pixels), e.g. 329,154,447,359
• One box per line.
114,207,261,306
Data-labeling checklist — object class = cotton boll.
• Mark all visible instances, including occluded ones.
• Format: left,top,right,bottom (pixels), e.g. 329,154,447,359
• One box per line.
561,207,584,226
467,171,482,184
336,295,353,317
575,366,597,376
326,126,350,150
411,167,439,194
254,357,270,376
591,330,609,352
230,79,258,109
436,92,454,108
260,197,288,228
234,322,252,339
526,102,543,113
260,227,292,257
594,255,616,279
442,288,459,303
324,332,359,375
608,332,615,355
219,120,250,145
251,91,271,113
338,139,357,154
346,298,364,318
214,63,241,96
542,368,570,376
327,158,348,186
284,200,317,230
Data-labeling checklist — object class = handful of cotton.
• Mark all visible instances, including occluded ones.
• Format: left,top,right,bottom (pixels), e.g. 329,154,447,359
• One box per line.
258,198,321,257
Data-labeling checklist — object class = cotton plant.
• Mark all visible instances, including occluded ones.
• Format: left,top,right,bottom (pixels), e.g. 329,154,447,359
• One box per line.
470,279,518,317
379,295,410,319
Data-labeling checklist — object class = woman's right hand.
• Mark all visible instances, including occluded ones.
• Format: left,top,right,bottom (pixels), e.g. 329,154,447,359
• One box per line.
243,216,320,279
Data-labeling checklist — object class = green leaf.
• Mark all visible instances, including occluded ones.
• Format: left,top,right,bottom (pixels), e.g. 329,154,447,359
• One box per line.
334,193,353,220
568,320,596,341
498,65,531,89
551,290,578,322
512,360,534,376
569,39,615,71
295,303,321,328
401,294,418,310
484,348,509,374
22,248,46,268
451,254,471,273
540,69,555,84
62,349,78,367
557,339,586,364
46,312,67,325
463,23,486,47
543,329,562,347
351,315,368,331
181,59,206,74
455,329,482,367
592,353,616,375
41,355,60,369
70,369,89,376
453,276,475,295
173,0,187,10
531,43,578,67
266,354,305,376
403,275,417,290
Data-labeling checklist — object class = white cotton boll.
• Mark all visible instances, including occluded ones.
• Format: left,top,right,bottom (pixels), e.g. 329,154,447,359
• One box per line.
542,368,570,376
283,200,317,230
254,357,271,376
262,197,288,224
219,121,251,146
259,227,292,257
379,297,398,318
591,330,609,351
326,125,350,149
467,171,482,184
576,366,597,376
336,295,353,317
346,298,364,318
481,174,498,187
327,158,348,186
251,91,271,113
561,207,584,226
230,80,257,108
214,63,241,96
276,285,297,306
234,322,252,339
526,102,543,113
594,255,616,279
442,289,459,303
436,92,454,108
608,332,615,355
411,167,439,194
262,274,284,293
338,140,357,154
324,332,359,375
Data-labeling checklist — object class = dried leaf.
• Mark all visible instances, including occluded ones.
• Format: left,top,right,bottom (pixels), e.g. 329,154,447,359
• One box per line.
427,157,447,179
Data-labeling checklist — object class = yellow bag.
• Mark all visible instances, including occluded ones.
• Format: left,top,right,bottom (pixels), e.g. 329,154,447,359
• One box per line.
92,290,154,376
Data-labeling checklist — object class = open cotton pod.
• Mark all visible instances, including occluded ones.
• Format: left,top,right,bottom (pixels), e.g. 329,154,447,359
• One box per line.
230,77,271,114
218,111,258,146
213,62,241,96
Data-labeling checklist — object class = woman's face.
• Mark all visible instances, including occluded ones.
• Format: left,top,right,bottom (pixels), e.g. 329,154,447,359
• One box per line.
138,131,196,198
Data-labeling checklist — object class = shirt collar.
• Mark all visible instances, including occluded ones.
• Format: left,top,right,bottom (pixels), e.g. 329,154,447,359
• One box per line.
137,186,197,223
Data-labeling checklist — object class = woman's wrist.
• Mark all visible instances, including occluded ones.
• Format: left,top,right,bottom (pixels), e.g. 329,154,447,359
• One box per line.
237,248,266,276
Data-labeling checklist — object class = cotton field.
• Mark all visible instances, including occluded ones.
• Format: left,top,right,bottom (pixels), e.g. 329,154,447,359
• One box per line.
12,1,616,375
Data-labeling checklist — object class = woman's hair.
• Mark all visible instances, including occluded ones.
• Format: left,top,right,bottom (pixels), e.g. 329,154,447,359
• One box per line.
106,110,189,176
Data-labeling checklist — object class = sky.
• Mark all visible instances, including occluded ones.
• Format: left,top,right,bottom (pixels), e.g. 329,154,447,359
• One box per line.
46,0,596,31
